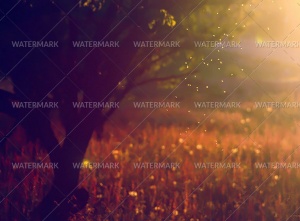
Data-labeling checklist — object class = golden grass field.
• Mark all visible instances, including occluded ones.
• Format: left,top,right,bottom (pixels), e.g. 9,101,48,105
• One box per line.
1,109,300,221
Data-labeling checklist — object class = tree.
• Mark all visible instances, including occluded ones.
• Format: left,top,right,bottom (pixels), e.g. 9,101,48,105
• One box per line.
0,0,251,220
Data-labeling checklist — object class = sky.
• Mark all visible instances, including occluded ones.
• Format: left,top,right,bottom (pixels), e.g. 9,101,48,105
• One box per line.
240,0,300,64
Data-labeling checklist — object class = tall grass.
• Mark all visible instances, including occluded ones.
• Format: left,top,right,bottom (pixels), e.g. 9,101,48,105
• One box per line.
1,110,300,220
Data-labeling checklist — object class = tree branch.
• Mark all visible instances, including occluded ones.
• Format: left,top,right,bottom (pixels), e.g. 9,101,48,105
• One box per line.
102,83,134,119
101,69,193,119
135,71,190,88
0,89,22,119
129,49,181,89
141,49,175,69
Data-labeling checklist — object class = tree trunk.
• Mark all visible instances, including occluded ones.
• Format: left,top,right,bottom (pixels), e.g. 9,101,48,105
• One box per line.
31,111,102,221
31,147,88,221
32,167,84,221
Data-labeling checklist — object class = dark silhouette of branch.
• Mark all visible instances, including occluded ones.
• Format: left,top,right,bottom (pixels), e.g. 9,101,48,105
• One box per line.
101,69,194,120
103,83,134,119
0,89,22,119
135,71,191,87
142,50,175,69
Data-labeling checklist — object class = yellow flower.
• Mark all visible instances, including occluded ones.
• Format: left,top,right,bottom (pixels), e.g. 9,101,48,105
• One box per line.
129,191,138,197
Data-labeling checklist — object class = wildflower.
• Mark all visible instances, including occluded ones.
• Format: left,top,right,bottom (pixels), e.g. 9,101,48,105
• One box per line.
129,191,138,197
196,144,203,150
154,206,161,211
112,150,119,155
83,160,89,167
232,148,238,154
173,210,179,216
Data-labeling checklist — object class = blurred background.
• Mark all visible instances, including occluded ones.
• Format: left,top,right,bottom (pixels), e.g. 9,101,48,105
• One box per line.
1,0,300,220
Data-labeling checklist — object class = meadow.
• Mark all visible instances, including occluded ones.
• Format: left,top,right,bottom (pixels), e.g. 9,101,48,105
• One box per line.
1,107,300,221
